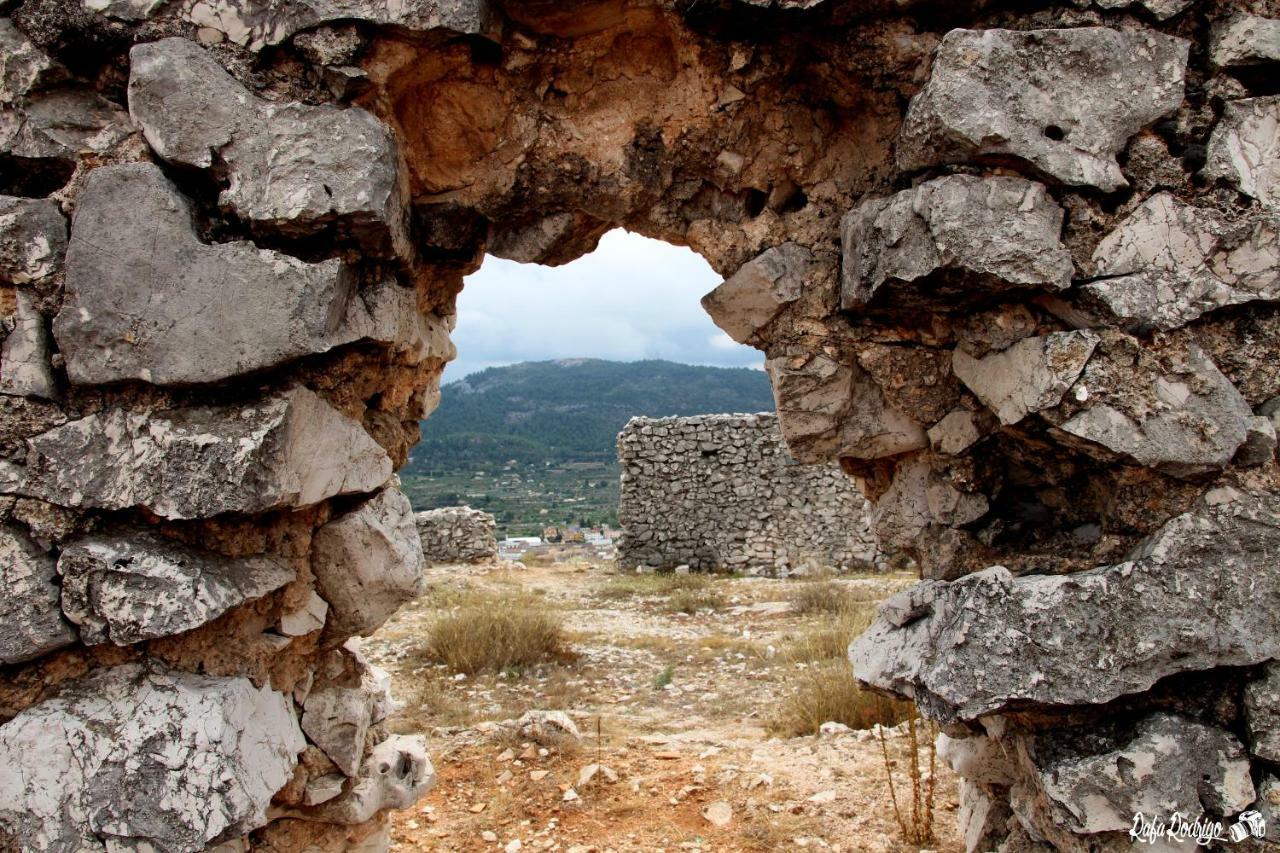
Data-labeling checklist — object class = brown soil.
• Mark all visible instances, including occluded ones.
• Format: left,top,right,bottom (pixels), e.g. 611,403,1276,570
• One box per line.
363,560,962,853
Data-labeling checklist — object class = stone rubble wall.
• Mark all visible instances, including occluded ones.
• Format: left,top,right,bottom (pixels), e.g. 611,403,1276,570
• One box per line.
617,413,882,575
0,1,1277,851
414,506,498,564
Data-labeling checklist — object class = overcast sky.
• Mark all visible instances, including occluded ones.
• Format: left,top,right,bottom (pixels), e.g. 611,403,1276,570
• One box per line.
443,229,765,382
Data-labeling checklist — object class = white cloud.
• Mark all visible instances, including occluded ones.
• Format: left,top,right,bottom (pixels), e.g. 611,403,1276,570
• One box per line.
444,229,764,381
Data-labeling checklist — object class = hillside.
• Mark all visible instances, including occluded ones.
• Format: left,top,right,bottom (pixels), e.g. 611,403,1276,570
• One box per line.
405,359,775,472
400,359,774,534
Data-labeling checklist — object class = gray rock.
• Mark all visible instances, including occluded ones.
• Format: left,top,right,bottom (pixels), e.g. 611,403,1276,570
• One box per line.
927,409,985,456
938,732,1016,787
0,194,67,285
287,734,434,825
58,530,295,645
0,523,76,664
0,19,66,105
1055,340,1252,479
83,0,171,20
301,685,373,778
702,243,811,344
128,38,410,258
766,352,926,462
1236,415,1277,467
870,452,988,551
850,490,1280,722
841,175,1072,310
1023,713,1254,836
952,332,1099,426
1,289,57,399
0,662,304,852
56,163,443,387
311,484,425,637
958,781,1014,853
1244,662,1280,763
11,385,392,519
0,90,133,163
1203,97,1280,211
415,505,497,564
280,590,329,637
1092,0,1192,20
897,27,1189,191
183,0,494,51
1210,14,1280,68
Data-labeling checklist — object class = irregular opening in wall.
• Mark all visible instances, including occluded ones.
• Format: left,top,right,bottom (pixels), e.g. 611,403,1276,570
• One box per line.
399,227,769,542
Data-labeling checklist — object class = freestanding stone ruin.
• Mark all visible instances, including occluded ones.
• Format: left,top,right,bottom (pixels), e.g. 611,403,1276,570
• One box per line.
414,506,498,564
617,413,882,574
0,1,1277,850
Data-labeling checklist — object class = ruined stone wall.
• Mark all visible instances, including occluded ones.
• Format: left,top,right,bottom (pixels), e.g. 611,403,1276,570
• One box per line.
414,506,498,563
617,413,882,574
0,0,1277,850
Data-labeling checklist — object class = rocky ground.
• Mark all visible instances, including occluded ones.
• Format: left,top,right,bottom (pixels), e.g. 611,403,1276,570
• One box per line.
363,558,962,853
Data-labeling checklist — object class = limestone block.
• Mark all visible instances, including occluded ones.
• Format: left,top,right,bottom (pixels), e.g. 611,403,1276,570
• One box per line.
897,27,1189,191
1211,14,1280,68
0,19,66,106
1,289,57,399
952,332,1098,426
311,484,425,637
415,506,497,563
58,530,295,645
702,243,811,344
0,194,67,285
1244,661,1280,763
0,663,304,852
937,732,1016,787
1024,713,1254,835
302,686,373,778
0,90,133,163
851,490,1280,722
1092,0,1191,21
842,175,1073,310
1055,339,1252,479
1203,97,1280,211
1236,415,1277,467
182,0,495,51
281,590,330,637
870,453,987,551
288,734,434,825
84,0,171,20
11,385,392,519
0,523,76,664
129,38,410,258
56,163,443,386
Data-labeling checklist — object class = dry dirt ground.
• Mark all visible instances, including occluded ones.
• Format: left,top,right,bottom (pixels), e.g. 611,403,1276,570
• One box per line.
362,558,962,853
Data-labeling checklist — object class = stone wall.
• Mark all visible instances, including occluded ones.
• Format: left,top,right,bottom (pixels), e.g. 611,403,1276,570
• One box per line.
415,506,498,564
0,1,1277,850
617,413,881,574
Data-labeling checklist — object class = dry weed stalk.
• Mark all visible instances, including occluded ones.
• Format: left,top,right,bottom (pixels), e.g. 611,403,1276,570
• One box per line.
876,702,938,846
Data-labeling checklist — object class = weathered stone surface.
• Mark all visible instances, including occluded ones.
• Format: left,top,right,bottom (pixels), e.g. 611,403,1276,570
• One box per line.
937,732,1015,787
850,490,1280,722
897,28,1189,191
841,175,1072,310
415,506,497,564
1022,713,1254,836
1236,415,1278,467
0,663,304,851
281,590,330,637
288,734,434,825
56,163,441,387
702,243,811,344
84,0,170,20
1,289,57,399
0,19,66,105
0,523,76,664
1054,339,1252,479
952,332,1098,426
311,484,425,637
1203,97,1280,212
869,452,987,553
302,686,373,778
0,90,133,163
927,409,984,456
183,0,494,50
9,385,392,519
129,38,410,258
1211,14,1280,68
618,414,882,574
0,195,67,285
1244,662,1280,764
1092,0,1191,21
58,530,295,645
766,352,926,462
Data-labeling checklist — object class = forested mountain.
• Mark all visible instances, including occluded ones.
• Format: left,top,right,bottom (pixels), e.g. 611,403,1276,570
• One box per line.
404,359,774,473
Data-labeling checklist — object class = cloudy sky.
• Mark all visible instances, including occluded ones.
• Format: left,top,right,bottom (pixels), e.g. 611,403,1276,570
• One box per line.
443,229,765,382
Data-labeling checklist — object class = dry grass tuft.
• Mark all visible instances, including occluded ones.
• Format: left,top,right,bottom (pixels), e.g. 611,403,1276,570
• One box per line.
665,586,726,614
426,592,574,674
766,664,913,738
596,571,711,601
783,605,878,662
